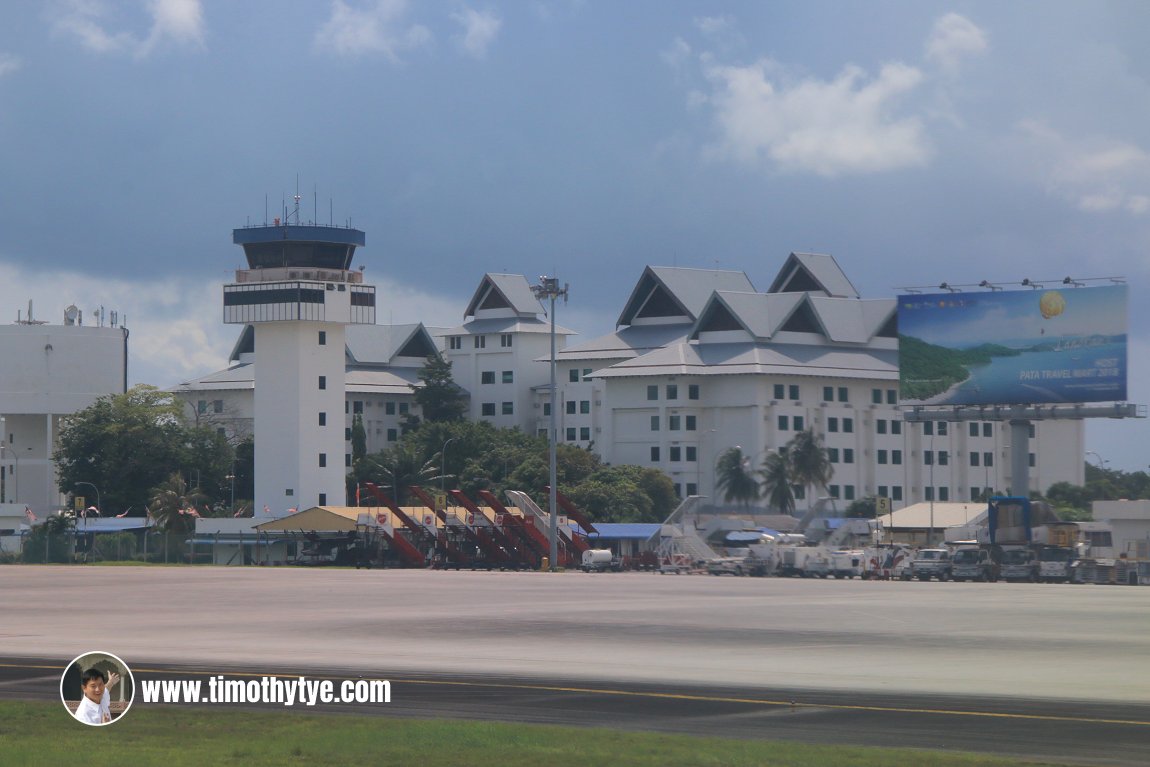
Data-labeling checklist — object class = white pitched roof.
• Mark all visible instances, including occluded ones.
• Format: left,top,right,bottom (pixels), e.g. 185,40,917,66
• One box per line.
592,340,897,380
808,297,897,344
768,253,859,298
464,274,545,318
345,324,438,365
878,503,988,530
617,266,755,326
557,323,692,361
691,291,805,340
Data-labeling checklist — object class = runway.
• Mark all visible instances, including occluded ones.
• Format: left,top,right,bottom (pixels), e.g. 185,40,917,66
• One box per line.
4,566,1148,764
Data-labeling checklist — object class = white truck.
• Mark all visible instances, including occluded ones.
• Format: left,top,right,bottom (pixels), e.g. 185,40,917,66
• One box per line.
907,548,952,581
580,549,622,572
950,545,997,582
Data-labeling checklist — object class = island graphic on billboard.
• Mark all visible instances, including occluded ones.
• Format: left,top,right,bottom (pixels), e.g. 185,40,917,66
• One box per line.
898,284,1127,406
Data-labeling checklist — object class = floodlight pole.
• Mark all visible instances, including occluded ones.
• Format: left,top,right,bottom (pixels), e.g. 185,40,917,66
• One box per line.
532,276,568,572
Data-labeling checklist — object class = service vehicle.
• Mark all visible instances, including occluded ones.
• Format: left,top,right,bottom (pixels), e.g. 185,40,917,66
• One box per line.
950,545,997,582
580,548,622,572
998,545,1039,582
908,548,952,581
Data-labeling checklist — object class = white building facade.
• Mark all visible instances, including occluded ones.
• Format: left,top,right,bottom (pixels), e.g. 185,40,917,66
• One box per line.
0,306,128,514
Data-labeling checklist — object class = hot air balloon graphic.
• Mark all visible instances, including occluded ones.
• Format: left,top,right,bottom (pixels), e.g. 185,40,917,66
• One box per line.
1039,290,1065,320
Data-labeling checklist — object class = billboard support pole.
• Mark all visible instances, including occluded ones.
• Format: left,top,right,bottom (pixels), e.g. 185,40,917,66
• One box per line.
1009,419,1031,498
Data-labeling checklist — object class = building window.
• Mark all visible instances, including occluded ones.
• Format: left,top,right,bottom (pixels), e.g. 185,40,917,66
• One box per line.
580,427,590,441
773,384,785,400
666,384,678,400
398,403,409,414
386,402,396,415
686,446,697,461
878,485,888,498
449,336,462,350
970,452,980,467
650,446,660,462
670,446,681,461
566,401,577,414
580,400,590,414
569,369,580,383
685,415,696,431
891,421,902,435
983,423,993,438
481,371,495,385
387,428,397,442
197,400,207,414
828,417,839,432
872,388,883,404
647,385,658,400
789,384,800,400
319,493,327,505
502,402,514,415
844,485,855,501
939,487,950,502
843,448,854,464
318,453,327,468
969,422,979,438
474,336,486,349
543,403,551,416
1029,453,1036,467
827,448,840,463
925,487,934,501
838,387,849,402
481,403,495,416
823,386,834,402
650,415,660,431
924,451,934,466
345,454,352,467
353,401,363,414
318,331,327,345
829,485,840,499
892,486,903,501
566,427,577,441
843,418,853,433
213,400,224,414
688,384,700,400
778,415,789,430
344,427,352,441
938,451,949,466
345,401,350,414
886,389,897,405
582,368,592,381
984,452,994,467
501,334,513,347
938,421,948,436
669,415,681,431
877,419,887,435
877,449,888,465
892,450,903,465
923,422,933,436
686,483,697,496
318,376,326,390
502,370,514,384
794,416,805,431
1029,424,1036,439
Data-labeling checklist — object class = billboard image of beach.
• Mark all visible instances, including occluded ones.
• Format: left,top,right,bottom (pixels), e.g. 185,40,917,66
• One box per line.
898,284,1127,406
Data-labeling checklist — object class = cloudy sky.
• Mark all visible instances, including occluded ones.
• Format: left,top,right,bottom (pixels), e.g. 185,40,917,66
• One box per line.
1,1,1147,470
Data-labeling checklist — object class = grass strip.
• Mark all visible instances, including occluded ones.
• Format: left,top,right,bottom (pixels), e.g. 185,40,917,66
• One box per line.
0,701,1068,767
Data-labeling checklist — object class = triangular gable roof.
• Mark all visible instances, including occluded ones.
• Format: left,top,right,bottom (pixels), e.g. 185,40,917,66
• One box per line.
691,292,805,340
464,274,544,318
767,253,859,298
255,506,372,532
807,297,897,344
228,326,255,362
617,267,755,327
345,324,440,366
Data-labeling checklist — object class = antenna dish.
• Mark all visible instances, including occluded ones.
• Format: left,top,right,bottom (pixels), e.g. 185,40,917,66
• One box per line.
64,305,79,326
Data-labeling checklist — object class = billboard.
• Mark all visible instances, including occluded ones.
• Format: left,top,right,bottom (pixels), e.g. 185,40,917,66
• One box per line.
898,284,1127,406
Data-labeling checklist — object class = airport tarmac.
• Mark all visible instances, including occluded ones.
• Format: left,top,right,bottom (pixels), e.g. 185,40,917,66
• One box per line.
4,566,1146,702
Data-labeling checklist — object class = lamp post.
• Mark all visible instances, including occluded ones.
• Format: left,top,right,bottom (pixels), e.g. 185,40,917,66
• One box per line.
1086,451,1107,471
532,275,568,572
225,473,236,514
76,481,101,516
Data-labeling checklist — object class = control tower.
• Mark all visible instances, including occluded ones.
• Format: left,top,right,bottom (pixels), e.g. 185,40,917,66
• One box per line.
225,213,373,512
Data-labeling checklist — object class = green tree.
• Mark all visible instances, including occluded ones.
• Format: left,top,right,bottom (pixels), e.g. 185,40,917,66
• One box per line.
759,451,795,515
846,497,877,519
23,513,74,563
55,386,190,515
715,447,760,507
410,355,467,423
787,429,833,510
147,473,209,537
351,415,367,466
360,442,443,506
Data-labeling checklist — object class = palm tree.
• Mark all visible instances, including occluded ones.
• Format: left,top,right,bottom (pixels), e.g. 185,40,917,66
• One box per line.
148,473,208,537
714,447,760,508
786,429,833,510
362,443,443,506
759,451,795,515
